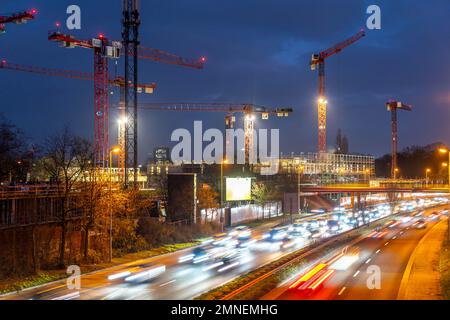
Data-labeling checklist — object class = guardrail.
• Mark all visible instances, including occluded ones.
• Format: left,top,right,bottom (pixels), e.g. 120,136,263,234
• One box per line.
0,185,63,199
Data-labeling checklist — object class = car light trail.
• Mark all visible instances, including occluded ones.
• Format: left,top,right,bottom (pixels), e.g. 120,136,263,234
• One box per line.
159,280,176,287
51,292,80,300
201,262,224,272
289,263,327,289
308,269,335,291
338,287,347,295
108,271,131,281
218,262,240,273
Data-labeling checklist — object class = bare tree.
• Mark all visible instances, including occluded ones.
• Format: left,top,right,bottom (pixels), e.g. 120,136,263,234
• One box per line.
42,127,91,267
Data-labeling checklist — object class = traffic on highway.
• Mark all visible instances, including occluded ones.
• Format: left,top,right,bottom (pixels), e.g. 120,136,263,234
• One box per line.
2,196,447,301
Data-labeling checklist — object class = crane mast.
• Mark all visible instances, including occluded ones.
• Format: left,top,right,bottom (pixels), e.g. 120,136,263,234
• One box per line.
311,30,365,154
122,0,140,187
48,31,122,168
386,100,412,179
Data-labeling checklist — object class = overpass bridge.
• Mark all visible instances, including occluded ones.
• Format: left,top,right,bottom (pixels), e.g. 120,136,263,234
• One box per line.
301,184,449,194
0,183,448,230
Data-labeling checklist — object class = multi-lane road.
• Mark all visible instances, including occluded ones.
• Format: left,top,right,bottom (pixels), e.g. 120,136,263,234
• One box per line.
275,207,446,300
1,201,446,301
1,219,307,300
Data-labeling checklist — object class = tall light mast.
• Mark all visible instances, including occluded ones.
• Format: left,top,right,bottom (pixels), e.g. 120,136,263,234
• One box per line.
122,0,140,187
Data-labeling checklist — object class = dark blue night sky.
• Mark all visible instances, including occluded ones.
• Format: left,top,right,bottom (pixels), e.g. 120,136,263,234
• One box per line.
1,0,450,163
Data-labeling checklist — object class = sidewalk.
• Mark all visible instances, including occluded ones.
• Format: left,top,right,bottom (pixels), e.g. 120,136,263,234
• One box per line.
397,218,448,300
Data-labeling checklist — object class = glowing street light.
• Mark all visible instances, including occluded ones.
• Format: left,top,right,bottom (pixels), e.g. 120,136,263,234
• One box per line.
297,165,305,220
108,146,121,262
426,168,431,187
220,159,229,232
394,168,400,180
438,147,450,240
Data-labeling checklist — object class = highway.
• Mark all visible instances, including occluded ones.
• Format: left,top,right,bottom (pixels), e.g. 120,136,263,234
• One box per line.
1,200,446,301
276,206,446,300
1,219,310,300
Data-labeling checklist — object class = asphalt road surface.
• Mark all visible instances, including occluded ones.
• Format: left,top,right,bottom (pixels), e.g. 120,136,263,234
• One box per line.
1,219,307,300
277,207,445,300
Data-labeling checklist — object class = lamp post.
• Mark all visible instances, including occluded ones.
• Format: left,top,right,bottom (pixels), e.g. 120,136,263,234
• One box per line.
365,169,370,184
297,165,305,222
439,148,450,241
426,168,431,187
394,168,399,180
108,146,121,262
220,159,228,232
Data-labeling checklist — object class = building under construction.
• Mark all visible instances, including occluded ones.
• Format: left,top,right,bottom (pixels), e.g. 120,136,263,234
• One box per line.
277,152,375,185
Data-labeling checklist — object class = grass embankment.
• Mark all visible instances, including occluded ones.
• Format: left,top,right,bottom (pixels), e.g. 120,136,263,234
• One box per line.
0,272,67,295
440,238,450,299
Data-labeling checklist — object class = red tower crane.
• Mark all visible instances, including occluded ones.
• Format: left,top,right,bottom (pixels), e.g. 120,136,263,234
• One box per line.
49,29,205,179
0,9,37,33
0,59,155,177
0,59,156,92
385,100,412,179
311,29,365,154
135,102,292,165
48,31,122,168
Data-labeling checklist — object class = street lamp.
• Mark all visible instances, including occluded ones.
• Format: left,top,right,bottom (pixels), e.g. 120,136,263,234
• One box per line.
439,147,450,240
426,168,431,187
365,169,370,183
394,168,400,180
220,159,228,231
108,146,121,262
297,165,305,221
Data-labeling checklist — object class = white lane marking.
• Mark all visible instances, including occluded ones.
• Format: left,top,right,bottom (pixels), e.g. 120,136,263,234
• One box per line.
338,287,347,296
376,249,381,254
365,258,371,264
353,271,360,278
385,242,389,246
393,236,397,239
159,280,176,287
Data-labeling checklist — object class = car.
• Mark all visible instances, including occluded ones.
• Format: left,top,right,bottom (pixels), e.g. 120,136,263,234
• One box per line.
108,262,166,283
327,220,340,233
310,229,323,239
229,226,252,240
212,233,234,247
415,219,427,229
289,223,310,236
266,227,289,242
429,212,440,221
385,220,400,229
215,250,241,273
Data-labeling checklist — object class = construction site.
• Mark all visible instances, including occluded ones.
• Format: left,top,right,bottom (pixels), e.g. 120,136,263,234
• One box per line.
1,1,449,305
0,2,420,221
